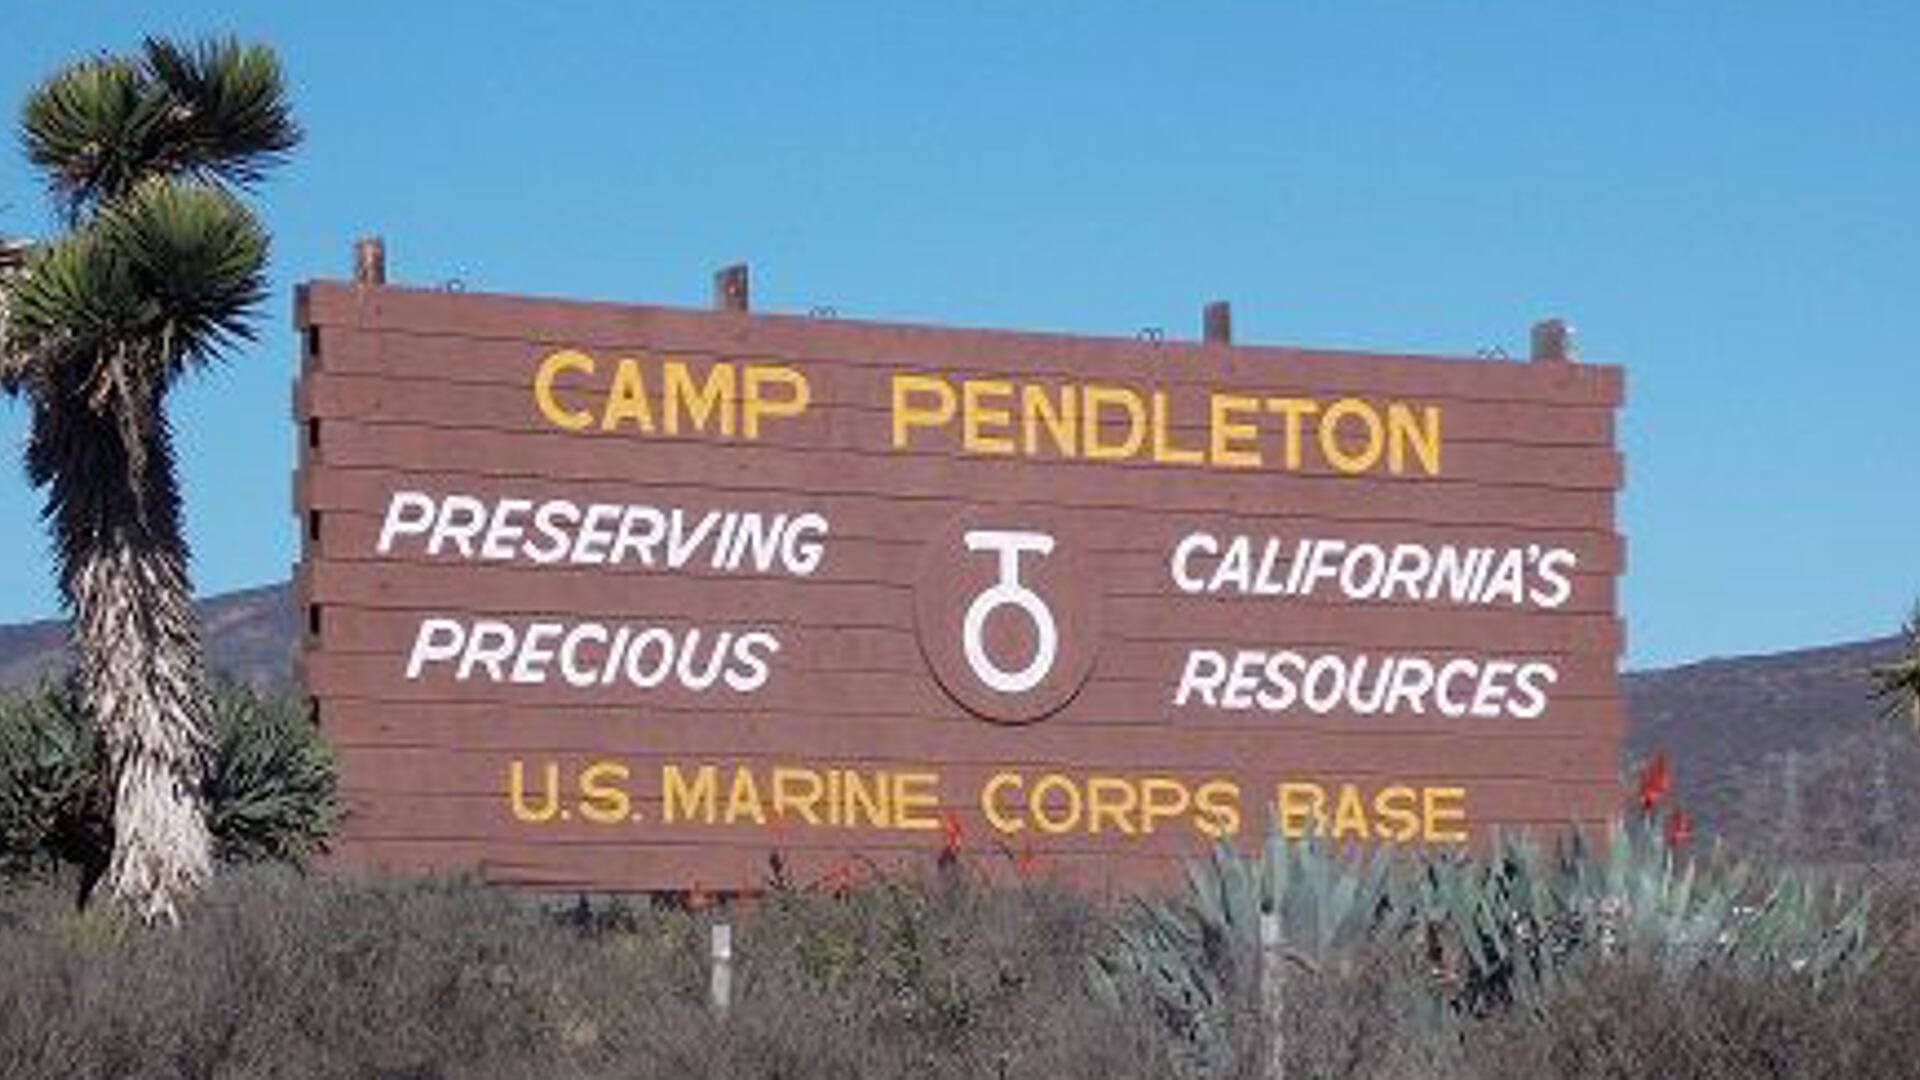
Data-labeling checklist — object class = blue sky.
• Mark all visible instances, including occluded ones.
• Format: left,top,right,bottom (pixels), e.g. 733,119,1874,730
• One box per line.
1,2,1915,669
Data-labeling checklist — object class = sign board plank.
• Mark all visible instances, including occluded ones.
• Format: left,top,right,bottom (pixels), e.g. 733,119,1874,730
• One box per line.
295,281,1627,890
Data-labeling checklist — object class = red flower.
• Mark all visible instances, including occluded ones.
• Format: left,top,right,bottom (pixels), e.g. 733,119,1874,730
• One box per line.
1663,807,1694,848
1637,752,1671,812
818,859,856,895
941,810,965,855
1014,842,1041,878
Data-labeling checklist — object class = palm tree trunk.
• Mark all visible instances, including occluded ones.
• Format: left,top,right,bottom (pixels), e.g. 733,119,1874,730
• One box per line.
34,394,212,922
74,540,214,921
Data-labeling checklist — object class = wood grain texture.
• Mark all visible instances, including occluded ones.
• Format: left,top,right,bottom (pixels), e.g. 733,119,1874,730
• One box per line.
294,280,1628,891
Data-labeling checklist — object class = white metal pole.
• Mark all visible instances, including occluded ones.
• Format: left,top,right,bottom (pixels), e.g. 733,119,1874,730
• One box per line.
710,922,734,1016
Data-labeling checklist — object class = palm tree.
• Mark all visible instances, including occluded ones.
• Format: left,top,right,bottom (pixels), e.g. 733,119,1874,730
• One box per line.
0,37,298,921
1872,604,1920,731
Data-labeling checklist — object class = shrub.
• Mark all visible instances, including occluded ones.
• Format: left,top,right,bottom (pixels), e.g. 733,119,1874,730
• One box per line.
0,676,340,885
1090,820,1879,1077
0,867,1233,1080
203,681,340,865
0,858,1914,1078
0,679,101,881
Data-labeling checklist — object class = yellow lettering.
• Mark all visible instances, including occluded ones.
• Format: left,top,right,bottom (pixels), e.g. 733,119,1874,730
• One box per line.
1029,773,1083,834
982,772,1024,834
1424,786,1468,842
1195,779,1242,838
1276,782,1326,839
771,766,825,826
534,350,595,431
1266,398,1319,470
662,360,736,436
1373,786,1420,842
1387,403,1442,475
1086,777,1140,835
600,357,655,433
725,767,766,826
1332,784,1371,840
662,764,717,824
1209,394,1262,468
962,379,1015,454
1082,385,1146,460
1319,398,1384,473
893,771,941,830
1139,777,1192,835
842,769,891,828
578,760,632,824
891,374,956,449
742,365,810,437
1151,392,1203,464
1021,383,1077,457
508,759,561,823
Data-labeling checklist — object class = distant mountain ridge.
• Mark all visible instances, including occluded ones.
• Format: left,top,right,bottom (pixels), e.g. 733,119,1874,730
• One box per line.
0,583,297,690
1,582,1910,856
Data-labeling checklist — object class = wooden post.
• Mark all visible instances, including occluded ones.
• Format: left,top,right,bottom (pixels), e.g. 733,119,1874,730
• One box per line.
1204,300,1233,345
709,922,734,1015
1530,317,1575,362
1261,910,1285,1080
714,263,750,312
353,236,385,286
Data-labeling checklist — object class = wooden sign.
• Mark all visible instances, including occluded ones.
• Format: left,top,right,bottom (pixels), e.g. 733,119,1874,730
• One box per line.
293,277,1625,891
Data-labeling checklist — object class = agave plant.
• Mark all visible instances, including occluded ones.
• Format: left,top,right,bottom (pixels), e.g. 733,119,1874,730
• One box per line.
1,678,339,883
1091,818,1882,1070
203,680,341,866
1089,835,1405,1077
0,678,104,881
0,38,299,921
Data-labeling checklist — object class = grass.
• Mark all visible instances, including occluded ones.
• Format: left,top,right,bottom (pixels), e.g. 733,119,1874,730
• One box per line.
4,859,1920,1079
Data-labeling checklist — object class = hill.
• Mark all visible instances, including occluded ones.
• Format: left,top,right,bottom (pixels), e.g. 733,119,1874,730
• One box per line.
1624,634,1913,860
0,581,1910,855
0,583,297,690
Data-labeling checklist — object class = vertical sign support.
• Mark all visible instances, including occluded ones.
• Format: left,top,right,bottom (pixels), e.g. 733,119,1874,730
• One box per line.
714,263,750,312
1204,300,1233,345
1261,909,1285,1080
353,236,386,286
1530,317,1575,363
710,921,734,1016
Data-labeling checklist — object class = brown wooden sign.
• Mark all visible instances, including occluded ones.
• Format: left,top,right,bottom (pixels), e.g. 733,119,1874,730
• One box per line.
293,279,1626,891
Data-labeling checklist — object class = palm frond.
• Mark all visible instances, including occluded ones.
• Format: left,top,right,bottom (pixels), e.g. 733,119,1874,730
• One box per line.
4,180,266,417
19,38,300,218
5,225,142,366
100,178,269,368
19,56,165,218
140,37,301,190
1869,604,1920,731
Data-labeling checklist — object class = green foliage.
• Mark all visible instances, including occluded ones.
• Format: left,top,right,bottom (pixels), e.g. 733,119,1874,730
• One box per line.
0,679,98,879
4,32,297,462
14,180,267,358
7,34,297,920
21,37,298,219
0,865,1911,1079
0,678,339,880
1090,836,1397,1079
203,681,340,865
1092,819,1880,1070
